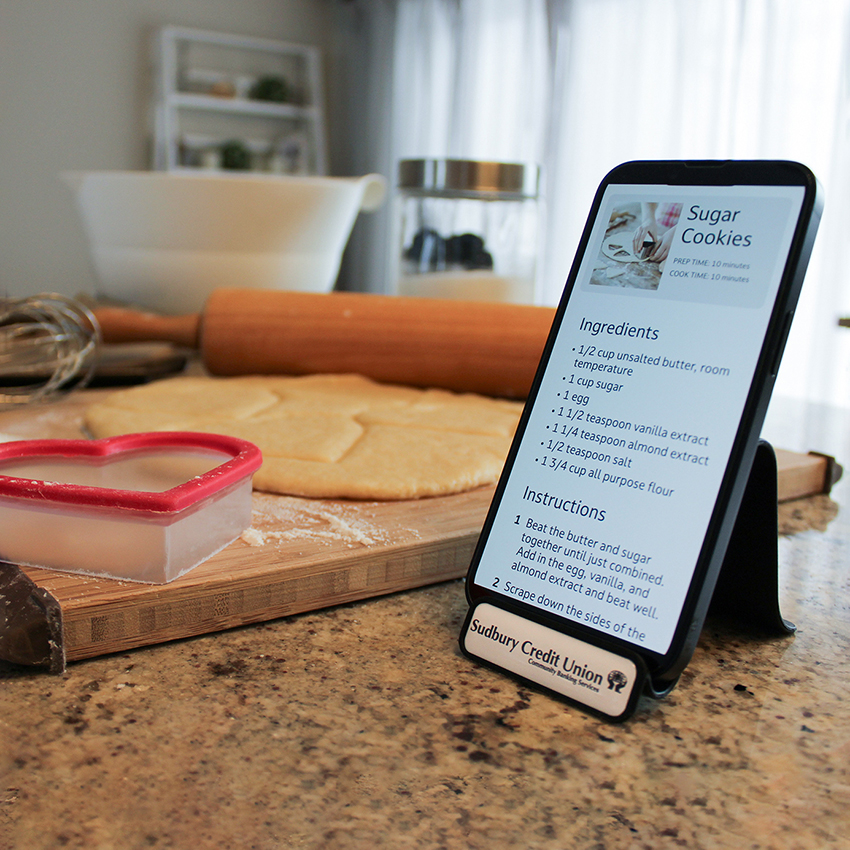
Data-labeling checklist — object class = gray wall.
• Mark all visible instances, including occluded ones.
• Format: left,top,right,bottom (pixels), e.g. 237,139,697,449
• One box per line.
0,0,342,302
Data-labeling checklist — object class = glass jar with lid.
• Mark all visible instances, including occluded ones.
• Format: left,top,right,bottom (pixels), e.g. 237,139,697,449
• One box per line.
395,159,540,303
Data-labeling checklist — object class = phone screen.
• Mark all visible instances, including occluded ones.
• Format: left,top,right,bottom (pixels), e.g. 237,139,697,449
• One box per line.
466,172,814,673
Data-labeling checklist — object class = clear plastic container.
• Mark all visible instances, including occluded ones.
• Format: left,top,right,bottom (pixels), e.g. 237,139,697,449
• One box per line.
395,159,540,303
0,432,262,583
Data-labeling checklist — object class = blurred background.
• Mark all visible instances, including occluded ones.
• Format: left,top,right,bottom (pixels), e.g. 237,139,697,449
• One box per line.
1,0,848,407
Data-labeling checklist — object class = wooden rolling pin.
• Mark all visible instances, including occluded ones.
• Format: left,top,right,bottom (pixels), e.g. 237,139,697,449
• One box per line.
94,289,556,398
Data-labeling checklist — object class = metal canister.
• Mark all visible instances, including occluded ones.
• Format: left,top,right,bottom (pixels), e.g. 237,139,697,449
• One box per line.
395,159,540,303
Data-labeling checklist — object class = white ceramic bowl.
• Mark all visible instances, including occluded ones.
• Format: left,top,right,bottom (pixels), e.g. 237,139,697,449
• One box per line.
64,170,386,314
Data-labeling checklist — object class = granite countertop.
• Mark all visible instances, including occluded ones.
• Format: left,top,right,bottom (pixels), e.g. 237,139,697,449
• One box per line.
1,397,849,849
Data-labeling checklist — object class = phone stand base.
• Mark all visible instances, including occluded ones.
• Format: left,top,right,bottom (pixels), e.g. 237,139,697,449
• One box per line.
460,602,646,722
460,440,794,721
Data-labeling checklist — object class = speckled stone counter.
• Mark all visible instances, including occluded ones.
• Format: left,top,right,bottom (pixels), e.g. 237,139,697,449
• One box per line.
1,397,849,850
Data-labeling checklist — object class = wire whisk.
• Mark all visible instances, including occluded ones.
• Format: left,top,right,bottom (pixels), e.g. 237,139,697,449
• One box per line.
0,294,101,406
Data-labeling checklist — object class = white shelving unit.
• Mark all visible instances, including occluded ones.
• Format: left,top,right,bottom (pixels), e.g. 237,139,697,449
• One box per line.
153,26,327,176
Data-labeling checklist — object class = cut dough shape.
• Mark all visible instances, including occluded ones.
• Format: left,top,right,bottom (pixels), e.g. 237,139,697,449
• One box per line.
84,374,524,500
601,230,646,263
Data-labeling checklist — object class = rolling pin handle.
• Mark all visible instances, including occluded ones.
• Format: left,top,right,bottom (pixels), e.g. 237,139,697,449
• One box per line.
93,307,201,350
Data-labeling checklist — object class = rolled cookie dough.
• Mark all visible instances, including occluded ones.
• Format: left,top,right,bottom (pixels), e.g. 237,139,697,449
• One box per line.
84,373,523,500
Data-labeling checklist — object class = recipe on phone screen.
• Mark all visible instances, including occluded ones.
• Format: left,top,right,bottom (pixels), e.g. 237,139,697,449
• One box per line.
472,184,805,654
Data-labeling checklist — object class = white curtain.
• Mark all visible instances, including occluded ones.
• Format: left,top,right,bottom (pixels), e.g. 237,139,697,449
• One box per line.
350,0,850,406
545,0,850,407
391,0,550,162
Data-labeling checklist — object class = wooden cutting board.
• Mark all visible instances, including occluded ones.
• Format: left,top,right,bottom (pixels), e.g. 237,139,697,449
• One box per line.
0,390,839,671
0,390,495,671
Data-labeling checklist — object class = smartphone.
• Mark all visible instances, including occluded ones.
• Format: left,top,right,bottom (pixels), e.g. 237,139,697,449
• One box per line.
460,160,821,720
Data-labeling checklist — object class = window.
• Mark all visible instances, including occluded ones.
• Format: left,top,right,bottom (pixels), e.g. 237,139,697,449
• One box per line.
345,0,850,405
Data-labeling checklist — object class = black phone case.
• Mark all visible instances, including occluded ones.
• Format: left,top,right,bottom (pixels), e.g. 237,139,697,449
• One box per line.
463,160,822,693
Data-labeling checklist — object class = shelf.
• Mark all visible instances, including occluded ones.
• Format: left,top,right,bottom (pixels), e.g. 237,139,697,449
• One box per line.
153,26,327,176
167,92,319,121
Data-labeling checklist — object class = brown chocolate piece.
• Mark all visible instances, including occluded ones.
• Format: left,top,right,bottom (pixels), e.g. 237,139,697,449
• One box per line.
0,562,64,673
